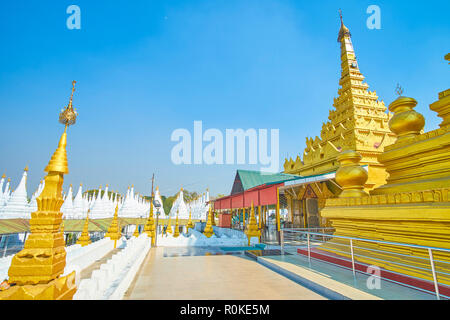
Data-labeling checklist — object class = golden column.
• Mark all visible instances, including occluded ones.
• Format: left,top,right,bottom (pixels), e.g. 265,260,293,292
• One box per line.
105,203,121,248
144,200,156,245
242,208,246,228
0,81,79,300
203,207,214,238
173,210,180,238
77,210,92,247
186,208,194,230
245,202,261,246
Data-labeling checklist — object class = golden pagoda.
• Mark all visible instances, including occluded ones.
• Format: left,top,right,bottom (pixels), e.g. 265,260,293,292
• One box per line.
144,200,156,245
280,12,396,229
77,211,92,247
244,202,261,246
321,53,450,285
284,13,395,186
0,81,79,300
105,203,121,248
186,208,194,230
203,207,214,238
173,210,180,238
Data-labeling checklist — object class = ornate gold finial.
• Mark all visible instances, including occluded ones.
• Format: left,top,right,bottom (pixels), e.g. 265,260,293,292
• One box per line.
337,9,351,42
24,166,29,172
1,173,5,179
59,81,78,127
7,178,10,182
395,83,404,96
445,53,450,64
336,150,369,198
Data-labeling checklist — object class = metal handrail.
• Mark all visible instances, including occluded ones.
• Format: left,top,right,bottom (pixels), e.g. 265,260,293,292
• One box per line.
281,228,450,300
282,228,450,253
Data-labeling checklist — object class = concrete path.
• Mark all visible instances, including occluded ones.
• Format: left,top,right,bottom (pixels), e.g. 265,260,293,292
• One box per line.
123,247,326,300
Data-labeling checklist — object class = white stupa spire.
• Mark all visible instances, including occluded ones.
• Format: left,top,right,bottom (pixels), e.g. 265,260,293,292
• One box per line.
61,184,75,219
0,167,30,219
169,187,189,219
73,183,85,219
0,174,6,207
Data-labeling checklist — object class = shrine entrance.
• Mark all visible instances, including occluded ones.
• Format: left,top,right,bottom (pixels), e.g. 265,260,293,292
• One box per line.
281,178,341,229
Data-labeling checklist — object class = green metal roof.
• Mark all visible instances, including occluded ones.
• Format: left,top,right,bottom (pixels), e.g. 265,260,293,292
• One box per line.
234,170,300,192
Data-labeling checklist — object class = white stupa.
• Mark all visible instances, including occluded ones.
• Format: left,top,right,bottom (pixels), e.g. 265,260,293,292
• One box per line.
90,185,115,219
153,186,165,216
186,188,209,220
72,184,85,219
61,184,75,219
0,174,6,207
2,178,11,206
0,167,30,219
169,187,189,219
119,186,139,218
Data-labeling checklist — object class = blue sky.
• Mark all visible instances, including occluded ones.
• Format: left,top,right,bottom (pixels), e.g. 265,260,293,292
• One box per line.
0,0,449,197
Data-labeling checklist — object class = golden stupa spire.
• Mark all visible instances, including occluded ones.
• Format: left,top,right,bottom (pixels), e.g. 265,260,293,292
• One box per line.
203,207,214,238
133,223,140,237
244,202,261,246
0,81,79,300
144,200,156,245
173,210,180,238
186,208,194,230
105,203,121,248
283,13,396,190
166,215,172,234
77,210,92,247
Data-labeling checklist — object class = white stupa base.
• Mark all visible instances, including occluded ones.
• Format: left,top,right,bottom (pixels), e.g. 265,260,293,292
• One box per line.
156,228,259,247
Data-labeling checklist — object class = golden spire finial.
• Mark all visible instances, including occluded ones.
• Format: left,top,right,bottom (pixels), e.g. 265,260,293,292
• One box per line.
337,9,351,42
1,173,5,179
59,81,78,127
24,165,29,172
395,83,404,96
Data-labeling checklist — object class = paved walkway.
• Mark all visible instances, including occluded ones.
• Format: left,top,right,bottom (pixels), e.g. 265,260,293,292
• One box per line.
123,247,326,300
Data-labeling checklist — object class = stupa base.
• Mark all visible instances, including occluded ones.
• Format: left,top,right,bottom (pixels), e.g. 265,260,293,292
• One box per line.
0,271,77,300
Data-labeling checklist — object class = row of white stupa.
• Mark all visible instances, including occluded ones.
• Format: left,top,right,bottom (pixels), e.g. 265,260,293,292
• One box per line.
0,167,163,219
169,188,210,221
